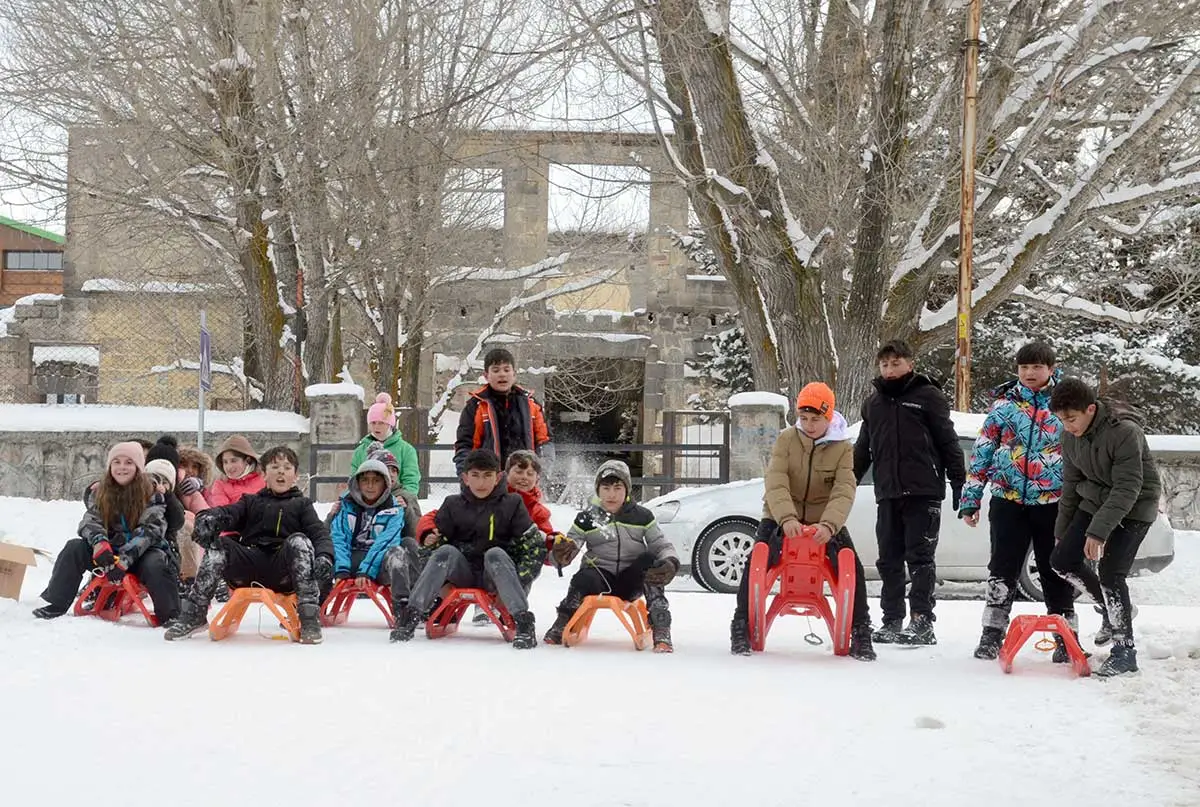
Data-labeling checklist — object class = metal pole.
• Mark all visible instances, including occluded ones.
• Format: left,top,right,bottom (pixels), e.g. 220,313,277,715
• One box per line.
198,309,207,453
956,0,982,411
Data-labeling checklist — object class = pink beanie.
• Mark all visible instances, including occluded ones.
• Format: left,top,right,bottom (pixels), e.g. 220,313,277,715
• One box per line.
107,441,146,472
367,392,396,428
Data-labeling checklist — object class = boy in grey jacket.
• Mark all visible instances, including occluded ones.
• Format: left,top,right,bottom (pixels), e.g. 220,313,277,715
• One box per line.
545,460,678,652
1049,378,1162,677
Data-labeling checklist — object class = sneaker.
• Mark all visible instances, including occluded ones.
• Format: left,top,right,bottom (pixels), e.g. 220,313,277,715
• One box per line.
512,611,537,650
896,614,937,646
1096,643,1138,677
1053,632,1090,664
872,619,904,644
471,606,492,626
849,624,877,661
543,610,571,645
215,581,232,603
730,616,751,656
163,603,208,641
33,604,69,620
390,605,420,642
298,605,323,645
973,627,1004,660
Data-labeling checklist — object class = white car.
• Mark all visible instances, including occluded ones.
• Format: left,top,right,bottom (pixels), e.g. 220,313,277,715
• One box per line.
646,416,1176,599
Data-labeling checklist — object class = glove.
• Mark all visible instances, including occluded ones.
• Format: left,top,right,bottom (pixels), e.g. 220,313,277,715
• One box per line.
105,556,128,583
334,569,351,581
92,540,114,569
951,484,963,512
551,537,580,569
193,511,222,548
574,511,598,532
644,557,679,586
177,476,204,496
314,555,334,584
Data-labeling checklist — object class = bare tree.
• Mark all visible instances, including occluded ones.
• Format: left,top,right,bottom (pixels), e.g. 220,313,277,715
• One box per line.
570,0,1200,405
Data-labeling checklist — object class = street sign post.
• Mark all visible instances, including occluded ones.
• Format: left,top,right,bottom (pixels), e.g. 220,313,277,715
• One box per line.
199,310,210,452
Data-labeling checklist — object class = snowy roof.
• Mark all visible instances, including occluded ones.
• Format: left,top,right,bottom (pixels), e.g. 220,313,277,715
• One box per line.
728,391,790,411
304,381,365,402
0,404,308,433
32,345,100,367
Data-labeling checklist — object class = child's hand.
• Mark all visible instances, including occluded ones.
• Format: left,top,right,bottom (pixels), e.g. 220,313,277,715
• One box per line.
1084,536,1105,561
423,529,441,547
178,477,204,496
356,576,371,588
781,518,804,538
812,524,834,544
644,557,679,586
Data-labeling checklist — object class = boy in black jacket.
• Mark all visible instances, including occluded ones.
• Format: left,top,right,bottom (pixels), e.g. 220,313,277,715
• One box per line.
391,449,545,648
164,446,333,645
854,340,966,646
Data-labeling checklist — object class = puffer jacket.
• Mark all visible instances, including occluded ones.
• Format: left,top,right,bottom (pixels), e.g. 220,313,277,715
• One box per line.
761,412,857,532
566,460,677,575
78,492,170,567
330,478,406,579
1055,401,1162,541
206,487,334,560
432,482,545,584
209,472,265,507
350,430,421,493
960,372,1064,514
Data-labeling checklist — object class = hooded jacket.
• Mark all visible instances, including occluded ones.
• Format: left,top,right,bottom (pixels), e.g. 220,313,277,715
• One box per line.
960,372,1064,514
432,479,545,584
207,487,334,560
453,384,554,473
853,372,967,501
761,412,857,532
350,429,421,493
78,492,170,567
565,460,677,576
330,464,407,579
1055,401,1162,541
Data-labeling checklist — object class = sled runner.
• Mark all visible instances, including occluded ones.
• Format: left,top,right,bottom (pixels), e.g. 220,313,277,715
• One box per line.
320,578,394,628
73,573,159,627
747,527,855,655
425,588,515,642
999,614,1091,677
209,587,300,642
562,594,652,650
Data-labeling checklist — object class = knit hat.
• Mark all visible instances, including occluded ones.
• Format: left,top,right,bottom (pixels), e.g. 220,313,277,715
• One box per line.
146,435,181,470
594,459,632,494
369,449,400,472
145,458,177,485
106,441,146,473
215,435,258,469
795,382,836,421
367,392,396,428
355,458,390,481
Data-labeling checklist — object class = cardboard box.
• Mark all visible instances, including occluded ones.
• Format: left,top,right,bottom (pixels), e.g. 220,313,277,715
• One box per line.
0,541,38,601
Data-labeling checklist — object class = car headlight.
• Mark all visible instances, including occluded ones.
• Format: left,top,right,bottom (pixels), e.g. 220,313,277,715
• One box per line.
653,500,680,523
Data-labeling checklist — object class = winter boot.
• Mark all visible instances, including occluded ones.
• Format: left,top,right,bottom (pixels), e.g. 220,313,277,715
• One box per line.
511,611,537,650
33,604,69,620
872,618,904,644
849,623,877,661
896,614,937,646
650,606,673,653
1096,643,1138,677
177,577,194,601
1094,613,1114,646
390,604,420,642
471,605,492,626
215,580,232,603
543,609,572,645
1053,632,1090,664
163,600,208,641
973,627,1005,660
297,604,323,645
730,616,751,656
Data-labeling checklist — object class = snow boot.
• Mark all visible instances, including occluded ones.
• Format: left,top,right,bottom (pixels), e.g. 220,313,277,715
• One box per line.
297,604,323,645
390,604,420,642
872,618,904,644
511,611,537,650
650,606,672,653
177,577,194,601
896,614,937,646
1094,613,1114,646
163,600,208,641
543,610,572,645
471,605,492,626
1053,632,1090,664
973,627,1005,660
730,616,751,656
215,580,232,603
1096,643,1138,677
33,604,68,620
849,623,877,661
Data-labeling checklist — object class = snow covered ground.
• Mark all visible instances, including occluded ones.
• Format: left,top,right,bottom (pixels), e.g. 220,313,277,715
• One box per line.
1,497,1198,807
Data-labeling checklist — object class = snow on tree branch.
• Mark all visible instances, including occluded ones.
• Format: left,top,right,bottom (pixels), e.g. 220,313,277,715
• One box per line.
1009,285,1162,326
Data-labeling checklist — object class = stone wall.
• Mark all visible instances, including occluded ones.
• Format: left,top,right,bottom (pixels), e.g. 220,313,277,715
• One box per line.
1157,456,1200,531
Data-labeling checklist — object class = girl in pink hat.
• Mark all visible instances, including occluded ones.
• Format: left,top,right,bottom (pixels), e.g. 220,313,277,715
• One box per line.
350,393,420,492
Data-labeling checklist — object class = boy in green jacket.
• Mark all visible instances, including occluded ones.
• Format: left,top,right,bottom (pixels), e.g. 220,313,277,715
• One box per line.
1049,378,1162,677
350,392,421,492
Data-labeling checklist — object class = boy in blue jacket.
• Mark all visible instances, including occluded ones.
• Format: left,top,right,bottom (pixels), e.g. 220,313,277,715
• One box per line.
959,341,1076,661
330,458,424,622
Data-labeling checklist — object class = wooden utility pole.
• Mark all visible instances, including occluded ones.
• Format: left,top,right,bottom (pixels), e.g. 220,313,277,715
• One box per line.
956,0,982,411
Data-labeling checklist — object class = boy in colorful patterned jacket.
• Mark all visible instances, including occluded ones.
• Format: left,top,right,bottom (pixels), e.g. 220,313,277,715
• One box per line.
959,341,1076,661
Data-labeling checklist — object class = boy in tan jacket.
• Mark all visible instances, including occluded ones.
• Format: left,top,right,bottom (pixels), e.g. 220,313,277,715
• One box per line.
730,382,875,660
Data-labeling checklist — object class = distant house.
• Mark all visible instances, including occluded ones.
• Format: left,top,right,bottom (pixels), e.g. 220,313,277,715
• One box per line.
0,215,64,305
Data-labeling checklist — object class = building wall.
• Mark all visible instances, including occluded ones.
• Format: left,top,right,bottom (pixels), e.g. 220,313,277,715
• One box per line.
0,222,64,305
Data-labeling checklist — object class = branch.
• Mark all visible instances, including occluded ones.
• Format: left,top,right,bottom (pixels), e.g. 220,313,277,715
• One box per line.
1009,285,1162,326
1086,170,1200,218
430,252,571,287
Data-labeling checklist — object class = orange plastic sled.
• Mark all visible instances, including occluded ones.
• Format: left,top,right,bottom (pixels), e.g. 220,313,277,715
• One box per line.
562,595,653,650
73,573,159,627
998,614,1091,677
425,588,515,642
747,527,855,655
320,578,394,627
209,587,300,642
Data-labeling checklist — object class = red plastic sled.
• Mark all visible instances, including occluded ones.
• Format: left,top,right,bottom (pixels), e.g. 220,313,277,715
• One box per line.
320,578,394,627
999,614,1091,677
747,527,855,655
73,573,159,627
425,588,515,642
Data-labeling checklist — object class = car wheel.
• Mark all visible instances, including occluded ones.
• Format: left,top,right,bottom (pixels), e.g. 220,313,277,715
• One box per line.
692,520,759,594
1016,545,1081,603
